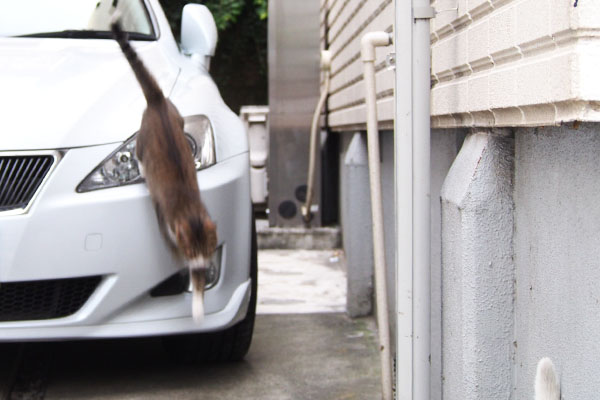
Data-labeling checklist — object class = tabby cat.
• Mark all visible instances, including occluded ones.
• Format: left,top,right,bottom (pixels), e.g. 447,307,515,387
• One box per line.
111,20,217,322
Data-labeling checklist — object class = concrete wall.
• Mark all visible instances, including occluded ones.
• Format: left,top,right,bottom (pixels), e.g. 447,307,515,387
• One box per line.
339,132,374,317
437,122,600,399
441,131,515,400
338,130,396,334
514,122,600,400
430,129,464,400
428,0,600,397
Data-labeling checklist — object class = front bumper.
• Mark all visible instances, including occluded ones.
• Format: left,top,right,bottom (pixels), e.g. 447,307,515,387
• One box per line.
0,144,252,340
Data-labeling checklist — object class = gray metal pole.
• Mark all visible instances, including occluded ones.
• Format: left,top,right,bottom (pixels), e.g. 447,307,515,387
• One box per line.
395,1,433,399
394,0,414,398
412,1,432,398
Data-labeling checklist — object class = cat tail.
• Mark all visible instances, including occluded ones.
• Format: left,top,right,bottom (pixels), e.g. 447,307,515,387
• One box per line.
110,18,164,105
535,357,560,400
190,267,206,324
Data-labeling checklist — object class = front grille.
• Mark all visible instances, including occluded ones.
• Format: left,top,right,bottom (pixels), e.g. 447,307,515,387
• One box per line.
0,276,102,322
0,154,55,212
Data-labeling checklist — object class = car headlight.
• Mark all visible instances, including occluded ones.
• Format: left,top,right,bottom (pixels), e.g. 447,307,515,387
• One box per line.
77,115,216,193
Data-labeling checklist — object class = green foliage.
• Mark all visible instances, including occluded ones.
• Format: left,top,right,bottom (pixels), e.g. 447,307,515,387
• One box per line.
253,0,267,20
158,0,268,113
159,0,267,34
202,0,245,31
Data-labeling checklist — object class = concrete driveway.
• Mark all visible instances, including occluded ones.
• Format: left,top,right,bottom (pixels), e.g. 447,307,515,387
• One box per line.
2,250,382,399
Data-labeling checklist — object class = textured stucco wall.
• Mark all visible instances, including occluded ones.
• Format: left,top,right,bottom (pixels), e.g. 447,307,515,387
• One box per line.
440,131,515,400
340,132,374,317
514,122,600,399
338,130,396,346
430,129,464,400
438,123,600,399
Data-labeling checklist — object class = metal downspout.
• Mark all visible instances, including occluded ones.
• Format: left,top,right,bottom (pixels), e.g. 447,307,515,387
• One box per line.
395,1,434,399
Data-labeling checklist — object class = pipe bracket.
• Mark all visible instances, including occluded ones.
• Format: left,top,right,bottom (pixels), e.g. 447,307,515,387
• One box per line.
413,6,435,19
386,53,396,71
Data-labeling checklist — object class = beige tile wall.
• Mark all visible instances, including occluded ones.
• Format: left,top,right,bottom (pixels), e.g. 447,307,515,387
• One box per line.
430,0,600,127
320,0,600,130
320,0,394,131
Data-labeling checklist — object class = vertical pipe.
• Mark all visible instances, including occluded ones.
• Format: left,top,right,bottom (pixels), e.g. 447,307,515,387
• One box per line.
361,31,393,400
395,1,432,399
394,0,414,398
303,50,332,223
412,2,432,398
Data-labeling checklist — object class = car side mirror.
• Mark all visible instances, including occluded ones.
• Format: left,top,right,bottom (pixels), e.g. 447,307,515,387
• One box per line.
180,4,218,70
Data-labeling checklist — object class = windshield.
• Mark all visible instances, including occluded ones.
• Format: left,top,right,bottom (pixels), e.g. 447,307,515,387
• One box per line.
0,0,155,38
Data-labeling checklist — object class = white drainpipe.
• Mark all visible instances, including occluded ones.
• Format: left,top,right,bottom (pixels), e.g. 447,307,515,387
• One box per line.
395,1,434,399
361,31,393,400
302,50,332,222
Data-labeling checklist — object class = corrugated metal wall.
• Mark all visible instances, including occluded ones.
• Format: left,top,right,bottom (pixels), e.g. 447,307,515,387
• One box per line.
320,0,394,131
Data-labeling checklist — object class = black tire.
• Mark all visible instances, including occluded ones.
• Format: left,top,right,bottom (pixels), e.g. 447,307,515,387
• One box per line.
162,216,258,363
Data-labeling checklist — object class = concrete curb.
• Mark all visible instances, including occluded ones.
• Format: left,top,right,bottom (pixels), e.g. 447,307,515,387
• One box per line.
256,219,341,250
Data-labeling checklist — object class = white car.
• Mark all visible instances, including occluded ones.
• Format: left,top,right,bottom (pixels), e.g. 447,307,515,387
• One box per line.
0,0,256,362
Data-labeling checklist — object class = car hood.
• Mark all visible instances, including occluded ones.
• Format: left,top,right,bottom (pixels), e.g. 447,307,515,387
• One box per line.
0,38,180,150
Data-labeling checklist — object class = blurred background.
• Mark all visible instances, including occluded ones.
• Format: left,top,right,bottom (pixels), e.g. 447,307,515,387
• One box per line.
159,0,268,114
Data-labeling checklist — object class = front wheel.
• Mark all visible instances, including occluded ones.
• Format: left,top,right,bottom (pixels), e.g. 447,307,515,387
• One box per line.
162,216,258,363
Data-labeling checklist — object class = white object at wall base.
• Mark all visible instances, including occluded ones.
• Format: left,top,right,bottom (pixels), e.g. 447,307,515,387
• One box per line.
240,106,269,205
240,106,269,167
250,167,267,205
